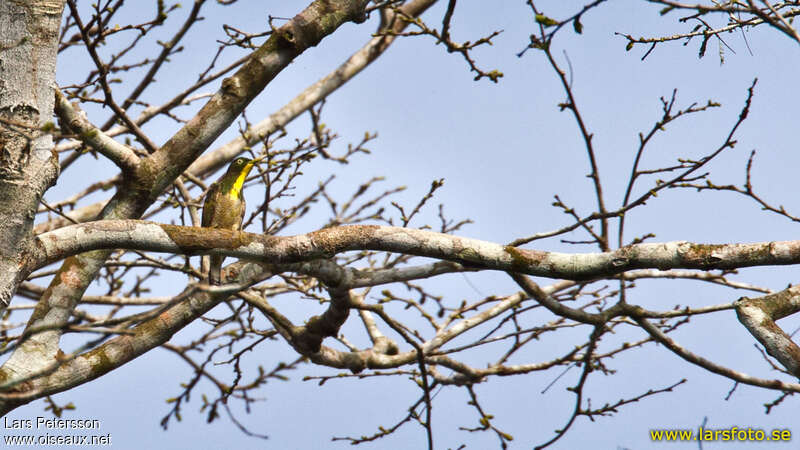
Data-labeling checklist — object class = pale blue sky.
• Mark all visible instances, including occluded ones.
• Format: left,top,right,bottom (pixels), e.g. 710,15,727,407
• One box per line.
6,1,799,449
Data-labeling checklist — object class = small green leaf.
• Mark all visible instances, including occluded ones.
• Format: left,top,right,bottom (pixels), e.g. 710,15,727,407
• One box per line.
573,18,583,34
625,41,634,51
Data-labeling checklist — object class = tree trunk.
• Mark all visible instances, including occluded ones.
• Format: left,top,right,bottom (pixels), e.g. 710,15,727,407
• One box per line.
0,0,63,308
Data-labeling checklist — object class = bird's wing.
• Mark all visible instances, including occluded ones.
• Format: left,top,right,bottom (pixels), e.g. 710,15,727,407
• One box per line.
201,182,221,227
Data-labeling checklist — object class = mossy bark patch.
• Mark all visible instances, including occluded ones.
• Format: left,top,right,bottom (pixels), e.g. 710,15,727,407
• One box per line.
161,224,259,253
504,245,545,273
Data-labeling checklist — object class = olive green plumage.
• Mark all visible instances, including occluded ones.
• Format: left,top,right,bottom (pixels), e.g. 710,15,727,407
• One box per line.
202,156,258,285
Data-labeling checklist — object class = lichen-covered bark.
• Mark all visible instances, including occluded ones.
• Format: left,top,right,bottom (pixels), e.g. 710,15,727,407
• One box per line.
736,287,800,377
28,220,800,282
0,0,64,309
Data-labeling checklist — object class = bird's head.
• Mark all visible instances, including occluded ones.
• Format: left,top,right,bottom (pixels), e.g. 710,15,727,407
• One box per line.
225,155,264,177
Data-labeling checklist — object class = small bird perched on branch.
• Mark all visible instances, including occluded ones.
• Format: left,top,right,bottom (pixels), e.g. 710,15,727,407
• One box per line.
202,155,263,285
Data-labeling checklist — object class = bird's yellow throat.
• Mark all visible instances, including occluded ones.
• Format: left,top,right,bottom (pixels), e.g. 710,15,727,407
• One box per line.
228,161,254,199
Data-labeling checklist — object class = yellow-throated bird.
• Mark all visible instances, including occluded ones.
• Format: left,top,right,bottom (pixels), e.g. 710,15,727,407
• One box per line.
202,156,262,285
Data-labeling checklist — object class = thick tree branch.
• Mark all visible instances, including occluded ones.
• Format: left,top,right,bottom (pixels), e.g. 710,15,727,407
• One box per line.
139,0,371,201
186,0,437,177
736,286,800,377
30,220,800,280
